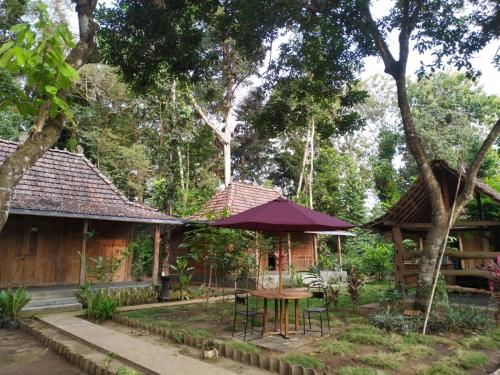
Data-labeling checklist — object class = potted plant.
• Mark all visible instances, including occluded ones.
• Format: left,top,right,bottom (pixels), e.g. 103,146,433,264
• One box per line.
201,340,219,360
0,288,31,330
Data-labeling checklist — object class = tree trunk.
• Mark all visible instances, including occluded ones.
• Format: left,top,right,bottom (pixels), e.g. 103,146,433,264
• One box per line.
414,223,448,310
0,0,98,232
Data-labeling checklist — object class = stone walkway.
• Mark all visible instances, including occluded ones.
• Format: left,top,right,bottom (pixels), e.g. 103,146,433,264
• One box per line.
39,313,236,375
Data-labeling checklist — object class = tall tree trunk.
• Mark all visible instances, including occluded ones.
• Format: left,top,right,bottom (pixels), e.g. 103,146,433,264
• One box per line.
358,1,500,310
308,117,315,209
297,122,311,199
0,0,98,232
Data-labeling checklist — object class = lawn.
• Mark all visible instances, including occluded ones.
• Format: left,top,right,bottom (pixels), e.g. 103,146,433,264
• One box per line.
116,282,500,374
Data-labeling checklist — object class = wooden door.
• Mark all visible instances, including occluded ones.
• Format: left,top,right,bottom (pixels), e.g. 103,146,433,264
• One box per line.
0,216,25,287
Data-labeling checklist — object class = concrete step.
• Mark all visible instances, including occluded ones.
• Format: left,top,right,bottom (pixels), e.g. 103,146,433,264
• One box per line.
22,302,82,314
26,288,79,300
26,297,80,308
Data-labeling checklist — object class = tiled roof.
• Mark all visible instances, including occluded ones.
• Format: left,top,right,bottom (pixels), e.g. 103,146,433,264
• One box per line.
189,182,283,220
0,139,182,224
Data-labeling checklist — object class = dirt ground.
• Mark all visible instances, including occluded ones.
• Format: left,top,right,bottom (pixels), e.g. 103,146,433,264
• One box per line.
0,329,84,375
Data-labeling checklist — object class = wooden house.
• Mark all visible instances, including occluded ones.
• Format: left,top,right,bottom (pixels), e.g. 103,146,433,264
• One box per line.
368,160,500,293
0,140,181,288
172,182,317,281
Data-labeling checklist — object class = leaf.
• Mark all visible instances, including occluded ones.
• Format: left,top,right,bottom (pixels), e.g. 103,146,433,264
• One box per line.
10,23,29,34
0,41,15,55
0,48,15,69
44,85,58,96
12,46,26,66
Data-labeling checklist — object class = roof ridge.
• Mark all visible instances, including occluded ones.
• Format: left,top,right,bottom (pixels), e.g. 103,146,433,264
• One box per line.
0,138,84,158
231,181,282,194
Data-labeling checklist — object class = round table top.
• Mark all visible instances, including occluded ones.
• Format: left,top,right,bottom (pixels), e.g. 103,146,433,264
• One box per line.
250,288,312,300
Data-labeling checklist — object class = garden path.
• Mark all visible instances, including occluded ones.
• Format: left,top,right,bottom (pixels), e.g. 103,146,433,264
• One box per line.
39,313,237,375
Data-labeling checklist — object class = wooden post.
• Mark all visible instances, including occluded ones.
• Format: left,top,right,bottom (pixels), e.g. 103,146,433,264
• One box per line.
392,226,406,293
152,223,161,285
336,235,343,271
79,219,89,285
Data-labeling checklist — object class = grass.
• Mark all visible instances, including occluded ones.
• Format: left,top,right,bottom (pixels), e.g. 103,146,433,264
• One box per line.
281,353,325,369
420,362,468,375
337,366,388,375
488,327,500,341
361,352,404,369
224,340,260,353
339,325,397,347
401,333,457,347
453,350,487,369
460,335,499,350
315,340,356,356
392,342,433,359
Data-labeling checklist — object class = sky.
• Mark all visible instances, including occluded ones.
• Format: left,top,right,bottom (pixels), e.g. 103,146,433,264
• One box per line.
67,0,499,96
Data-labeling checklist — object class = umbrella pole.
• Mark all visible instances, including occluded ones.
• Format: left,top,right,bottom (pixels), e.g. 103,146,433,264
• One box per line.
278,232,283,293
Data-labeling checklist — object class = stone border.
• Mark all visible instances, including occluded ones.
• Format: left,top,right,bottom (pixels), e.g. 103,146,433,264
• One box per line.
20,320,120,375
113,315,320,375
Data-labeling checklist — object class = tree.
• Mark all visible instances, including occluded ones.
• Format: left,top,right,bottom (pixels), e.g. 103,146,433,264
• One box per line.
97,1,285,186
0,0,98,231
323,0,500,309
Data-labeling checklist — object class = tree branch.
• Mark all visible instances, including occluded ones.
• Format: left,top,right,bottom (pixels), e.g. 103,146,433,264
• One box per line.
453,118,500,219
188,93,228,143
358,0,398,76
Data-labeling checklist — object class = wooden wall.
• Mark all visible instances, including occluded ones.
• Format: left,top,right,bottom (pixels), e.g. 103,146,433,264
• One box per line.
0,215,133,288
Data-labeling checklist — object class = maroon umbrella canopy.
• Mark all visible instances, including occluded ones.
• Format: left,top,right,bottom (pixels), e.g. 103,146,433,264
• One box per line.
211,197,355,231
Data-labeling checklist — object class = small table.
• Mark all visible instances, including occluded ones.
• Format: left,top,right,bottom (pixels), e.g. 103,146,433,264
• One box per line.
250,289,312,338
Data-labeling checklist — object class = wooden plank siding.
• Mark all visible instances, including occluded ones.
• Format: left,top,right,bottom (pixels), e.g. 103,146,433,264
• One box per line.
0,215,133,288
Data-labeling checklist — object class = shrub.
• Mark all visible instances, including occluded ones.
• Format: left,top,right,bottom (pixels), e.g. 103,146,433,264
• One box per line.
85,290,118,322
443,305,494,332
0,288,30,321
282,354,325,369
361,243,394,280
347,268,364,311
106,285,158,306
371,308,422,335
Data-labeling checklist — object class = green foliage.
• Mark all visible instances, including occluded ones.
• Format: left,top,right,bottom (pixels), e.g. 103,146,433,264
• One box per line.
105,285,158,307
116,367,140,375
85,250,129,286
84,290,118,322
169,257,194,301
360,243,394,280
443,305,494,333
128,234,154,281
421,362,468,375
281,353,325,370
371,308,422,335
347,268,364,311
0,288,30,320
0,3,78,120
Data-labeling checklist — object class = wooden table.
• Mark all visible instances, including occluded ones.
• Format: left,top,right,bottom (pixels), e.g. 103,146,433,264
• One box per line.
250,289,312,338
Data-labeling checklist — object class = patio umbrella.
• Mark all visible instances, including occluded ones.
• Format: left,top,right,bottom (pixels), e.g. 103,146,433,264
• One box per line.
211,197,354,292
